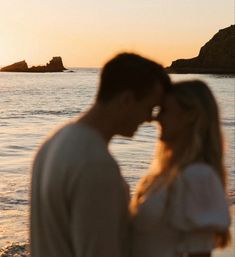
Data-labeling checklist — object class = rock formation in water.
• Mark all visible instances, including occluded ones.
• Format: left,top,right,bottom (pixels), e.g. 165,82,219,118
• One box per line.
1,57,66,72
1,60,29,72
167,25,235,74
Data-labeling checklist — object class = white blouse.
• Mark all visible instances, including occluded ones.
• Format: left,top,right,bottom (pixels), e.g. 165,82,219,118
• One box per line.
131,163,231,257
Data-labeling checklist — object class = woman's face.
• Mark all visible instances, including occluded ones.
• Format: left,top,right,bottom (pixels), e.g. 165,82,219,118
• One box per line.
157,94,189,143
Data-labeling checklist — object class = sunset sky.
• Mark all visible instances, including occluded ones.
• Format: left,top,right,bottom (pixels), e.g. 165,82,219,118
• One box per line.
0,0,234,68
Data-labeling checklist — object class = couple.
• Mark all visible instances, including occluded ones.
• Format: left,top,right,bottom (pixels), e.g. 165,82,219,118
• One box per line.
30,53,230,257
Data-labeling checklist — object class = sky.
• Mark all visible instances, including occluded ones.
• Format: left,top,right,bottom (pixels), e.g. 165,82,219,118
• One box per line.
0,0,234,68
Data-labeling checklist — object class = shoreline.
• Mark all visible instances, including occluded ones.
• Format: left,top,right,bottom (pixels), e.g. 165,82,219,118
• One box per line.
1,206,234,257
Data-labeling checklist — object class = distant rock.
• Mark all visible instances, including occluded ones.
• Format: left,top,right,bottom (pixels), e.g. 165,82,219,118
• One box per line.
28,57,66,72
1,60,28,72
1,57,66,73
167,25,235,74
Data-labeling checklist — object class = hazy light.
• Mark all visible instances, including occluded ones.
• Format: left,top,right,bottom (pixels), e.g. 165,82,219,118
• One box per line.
0,0,234,67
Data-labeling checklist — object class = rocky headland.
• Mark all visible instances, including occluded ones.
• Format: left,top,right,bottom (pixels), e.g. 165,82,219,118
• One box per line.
167,25,235,74
1,57,66,73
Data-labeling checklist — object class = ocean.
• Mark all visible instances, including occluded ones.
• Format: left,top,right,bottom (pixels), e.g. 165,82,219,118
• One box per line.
0,69,234,255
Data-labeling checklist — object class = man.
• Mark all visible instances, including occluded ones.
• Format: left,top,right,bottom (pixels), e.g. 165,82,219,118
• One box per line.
30,53,171,257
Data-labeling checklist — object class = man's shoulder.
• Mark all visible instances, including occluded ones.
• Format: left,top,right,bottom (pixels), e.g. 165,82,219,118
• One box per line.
38,121,106,155
36,121,117,170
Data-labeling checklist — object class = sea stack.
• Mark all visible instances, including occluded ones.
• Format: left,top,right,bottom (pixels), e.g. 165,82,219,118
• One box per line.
1,57,66,72
167,25,235,74
1,60,28,72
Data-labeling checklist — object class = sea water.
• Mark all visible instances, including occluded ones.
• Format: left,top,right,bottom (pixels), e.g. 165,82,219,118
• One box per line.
0,70,234,253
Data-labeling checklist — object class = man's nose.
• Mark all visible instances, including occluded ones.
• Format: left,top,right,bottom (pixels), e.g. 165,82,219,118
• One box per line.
150,107,161,122
154,112,161,122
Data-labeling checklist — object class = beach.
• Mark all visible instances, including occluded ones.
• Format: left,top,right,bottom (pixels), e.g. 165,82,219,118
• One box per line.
0,71,234,256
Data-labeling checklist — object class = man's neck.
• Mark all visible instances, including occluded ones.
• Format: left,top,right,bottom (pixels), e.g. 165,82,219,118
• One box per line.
78,103,117,144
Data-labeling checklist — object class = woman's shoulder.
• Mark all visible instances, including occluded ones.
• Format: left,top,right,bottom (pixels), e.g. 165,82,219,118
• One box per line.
172,162,225,206
169,162,230,232
181,162,219,182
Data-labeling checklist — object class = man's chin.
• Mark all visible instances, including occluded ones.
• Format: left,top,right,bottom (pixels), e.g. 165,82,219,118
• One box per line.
159,134,173,145
158,134,167,142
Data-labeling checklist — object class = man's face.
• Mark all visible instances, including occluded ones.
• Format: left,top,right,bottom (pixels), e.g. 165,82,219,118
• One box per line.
119,82,165,137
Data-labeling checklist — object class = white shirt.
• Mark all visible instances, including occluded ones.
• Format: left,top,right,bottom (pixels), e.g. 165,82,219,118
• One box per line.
31,122,129,257
131,163,230,257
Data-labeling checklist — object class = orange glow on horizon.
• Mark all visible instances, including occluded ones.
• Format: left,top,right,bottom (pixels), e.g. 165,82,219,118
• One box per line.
0,0,234,68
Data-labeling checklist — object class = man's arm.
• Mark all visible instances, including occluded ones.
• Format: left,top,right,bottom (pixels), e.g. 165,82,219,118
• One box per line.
69,161,127,257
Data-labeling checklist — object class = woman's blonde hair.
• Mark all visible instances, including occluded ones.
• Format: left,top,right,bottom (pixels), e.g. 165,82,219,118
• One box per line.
130,80,230,247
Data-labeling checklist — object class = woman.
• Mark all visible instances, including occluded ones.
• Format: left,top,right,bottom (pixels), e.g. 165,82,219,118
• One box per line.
130,80,231,257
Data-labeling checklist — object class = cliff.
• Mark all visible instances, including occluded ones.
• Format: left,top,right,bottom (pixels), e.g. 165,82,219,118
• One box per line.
1,57,66,73
167,25,235,74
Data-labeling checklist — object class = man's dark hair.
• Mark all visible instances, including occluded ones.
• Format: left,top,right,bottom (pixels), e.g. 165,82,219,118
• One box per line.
96,53,171,103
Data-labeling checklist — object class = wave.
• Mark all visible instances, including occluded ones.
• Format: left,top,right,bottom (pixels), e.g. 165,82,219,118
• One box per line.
26,109,81,116
69,67,100,73
228,191,235,204
0,197,29,210
0,115,26,120
7,145,30,150
222,121,235,127
0,109,81,119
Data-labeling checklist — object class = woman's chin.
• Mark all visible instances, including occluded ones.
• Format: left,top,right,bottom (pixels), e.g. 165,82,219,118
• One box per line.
158,134,173,144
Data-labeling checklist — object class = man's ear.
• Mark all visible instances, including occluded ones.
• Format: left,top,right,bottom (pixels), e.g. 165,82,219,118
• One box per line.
118,90,135,107
187,110,198,125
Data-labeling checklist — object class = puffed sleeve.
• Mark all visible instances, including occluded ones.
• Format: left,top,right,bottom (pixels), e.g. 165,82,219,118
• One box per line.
168,163,231,252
